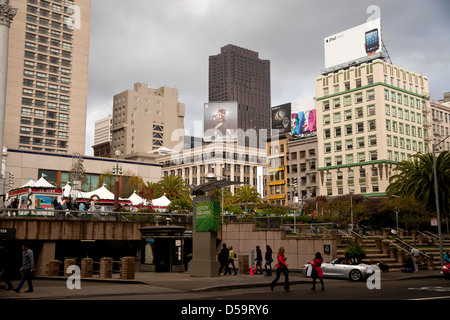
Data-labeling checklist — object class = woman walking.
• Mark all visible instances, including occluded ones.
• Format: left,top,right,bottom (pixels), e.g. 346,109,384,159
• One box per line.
309,252,324,290
264,245,273,276
270,247,289,292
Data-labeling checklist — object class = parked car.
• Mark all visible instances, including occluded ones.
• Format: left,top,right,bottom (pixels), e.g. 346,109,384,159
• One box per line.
443,263,450,279
302,257,378,281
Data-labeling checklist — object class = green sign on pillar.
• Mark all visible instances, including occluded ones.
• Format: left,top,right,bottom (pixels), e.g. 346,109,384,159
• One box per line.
195,201,221,232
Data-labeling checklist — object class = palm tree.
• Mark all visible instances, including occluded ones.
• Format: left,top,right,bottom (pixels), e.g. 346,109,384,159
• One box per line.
158,175,191,201
232,185,262,205
386,151,450,222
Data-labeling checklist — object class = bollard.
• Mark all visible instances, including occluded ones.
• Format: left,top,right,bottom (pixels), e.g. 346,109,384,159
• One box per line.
81,258,93,278
389,248,397,259
47,260,60,276
100,257,113,279
64,258,76,277
120,257,136,280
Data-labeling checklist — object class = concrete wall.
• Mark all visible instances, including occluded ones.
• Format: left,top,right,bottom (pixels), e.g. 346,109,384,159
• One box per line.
220,223,337,270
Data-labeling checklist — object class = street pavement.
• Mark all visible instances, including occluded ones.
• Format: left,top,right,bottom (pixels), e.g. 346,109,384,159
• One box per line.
0,268,444,300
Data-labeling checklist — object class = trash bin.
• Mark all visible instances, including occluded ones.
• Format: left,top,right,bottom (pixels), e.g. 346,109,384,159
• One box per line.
238,255,249,274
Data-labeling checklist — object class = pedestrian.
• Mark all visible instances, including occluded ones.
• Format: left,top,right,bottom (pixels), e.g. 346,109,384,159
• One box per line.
227,246,237,275
255,245,263,274
264,245,273,276
14,244,35,293
411,247,420,272
0,243,14,291
218,243,231,276
309,252,324,290
270,246,289,292
444,251,450,264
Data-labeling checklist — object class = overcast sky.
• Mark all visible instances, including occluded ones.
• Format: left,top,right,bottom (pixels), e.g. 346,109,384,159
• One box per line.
84,0,450,155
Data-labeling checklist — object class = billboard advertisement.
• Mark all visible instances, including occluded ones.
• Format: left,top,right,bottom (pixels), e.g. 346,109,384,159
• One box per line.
195,200,221,232
204,102,238,139
291,98,316,136
324,18,381,69
271,103,291,134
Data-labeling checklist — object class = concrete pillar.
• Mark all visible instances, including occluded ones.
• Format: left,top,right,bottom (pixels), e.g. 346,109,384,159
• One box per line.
35,241,56,276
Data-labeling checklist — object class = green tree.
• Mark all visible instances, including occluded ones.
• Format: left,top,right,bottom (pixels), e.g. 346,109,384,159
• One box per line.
232,185,262,205
213,187,233,208
158,175,191,201
145,181,163,199
386,151,450,222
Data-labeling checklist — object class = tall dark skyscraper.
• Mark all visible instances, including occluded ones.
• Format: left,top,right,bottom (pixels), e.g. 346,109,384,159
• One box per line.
208,44,271,143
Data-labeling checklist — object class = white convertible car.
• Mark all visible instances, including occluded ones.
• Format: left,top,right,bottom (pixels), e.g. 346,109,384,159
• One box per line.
302,257,378,281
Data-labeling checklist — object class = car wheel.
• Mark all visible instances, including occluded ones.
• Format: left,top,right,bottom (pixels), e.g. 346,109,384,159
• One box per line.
349,269,362,281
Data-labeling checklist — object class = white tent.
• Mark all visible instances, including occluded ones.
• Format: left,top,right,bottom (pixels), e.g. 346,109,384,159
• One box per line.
33,177,56,188
128,192,144,206
152,195,171,207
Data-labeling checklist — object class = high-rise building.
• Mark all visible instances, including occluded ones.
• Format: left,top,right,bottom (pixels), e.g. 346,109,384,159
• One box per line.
208,44,271,143
111,82,185,156
316,58,431,197
92,115,112,158
4,0,91,154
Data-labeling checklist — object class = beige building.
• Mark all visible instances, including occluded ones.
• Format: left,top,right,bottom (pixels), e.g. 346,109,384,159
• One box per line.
4,0,91,154
92,115,112,158
158,141,266,194
111,83,185,156
286,136,318,205
431,92,450,152
4,147,161,192
316,58,431,197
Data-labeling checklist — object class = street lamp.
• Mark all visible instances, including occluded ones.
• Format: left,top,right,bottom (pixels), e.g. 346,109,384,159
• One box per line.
112,150,122,210
432,134,450,270
349,191,353,232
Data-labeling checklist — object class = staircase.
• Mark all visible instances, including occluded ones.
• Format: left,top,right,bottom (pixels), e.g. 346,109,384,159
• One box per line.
337,230,450,271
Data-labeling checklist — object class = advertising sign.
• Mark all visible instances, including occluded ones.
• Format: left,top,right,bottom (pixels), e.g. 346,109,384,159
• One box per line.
291,98,316,136
271,103,291,134
35,195,57,210
204,102,238,139
195,201,221,232
324,18,382,69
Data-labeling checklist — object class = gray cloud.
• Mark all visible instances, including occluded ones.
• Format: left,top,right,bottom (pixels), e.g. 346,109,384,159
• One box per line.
85,0,450,155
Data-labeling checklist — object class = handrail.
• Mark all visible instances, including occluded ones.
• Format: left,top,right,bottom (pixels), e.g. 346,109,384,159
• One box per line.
423,231,439,239
416,230,432,239
395,238,431,259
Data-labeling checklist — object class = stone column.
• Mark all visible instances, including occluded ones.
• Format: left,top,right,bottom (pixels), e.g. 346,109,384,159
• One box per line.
0,1,17,187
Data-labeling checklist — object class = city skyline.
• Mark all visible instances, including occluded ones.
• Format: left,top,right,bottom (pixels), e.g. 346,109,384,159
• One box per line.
85,0,450,155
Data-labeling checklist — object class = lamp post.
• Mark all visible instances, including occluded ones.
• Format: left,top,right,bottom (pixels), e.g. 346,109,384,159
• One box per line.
349,191,353,232
432,134,450,270
112,150,122,210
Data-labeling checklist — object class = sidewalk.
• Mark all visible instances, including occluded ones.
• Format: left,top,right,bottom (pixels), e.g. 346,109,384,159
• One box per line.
0,269,443,300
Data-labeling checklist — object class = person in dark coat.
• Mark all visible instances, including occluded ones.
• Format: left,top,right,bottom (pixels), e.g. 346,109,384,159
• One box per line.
218,243,231,276
0,243,14,291
264,245,273,276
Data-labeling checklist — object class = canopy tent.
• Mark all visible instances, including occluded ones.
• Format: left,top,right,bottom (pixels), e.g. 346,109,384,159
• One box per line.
127,192,172,212
62,184,131,206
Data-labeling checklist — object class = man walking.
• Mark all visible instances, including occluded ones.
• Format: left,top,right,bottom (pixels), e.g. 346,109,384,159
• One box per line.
14,244,35,293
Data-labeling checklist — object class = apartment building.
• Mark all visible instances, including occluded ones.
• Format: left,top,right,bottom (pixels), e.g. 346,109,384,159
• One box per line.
158,141,266,193
5,0,91,154
431,92,450,152
111,82,185,156
316,58,431,197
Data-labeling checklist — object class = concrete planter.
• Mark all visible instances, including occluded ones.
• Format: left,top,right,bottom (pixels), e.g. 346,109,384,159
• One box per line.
81,258,93,278
64,259,76,277
100,257,113,279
